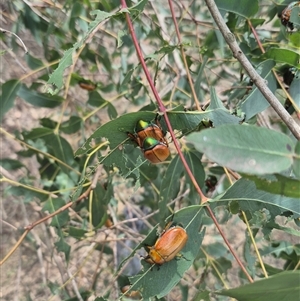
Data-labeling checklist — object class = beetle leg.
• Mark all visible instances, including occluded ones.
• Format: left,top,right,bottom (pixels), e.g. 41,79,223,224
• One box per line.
154,114,167,137
127,132,143,148
127,132,136,140
175,253,190,262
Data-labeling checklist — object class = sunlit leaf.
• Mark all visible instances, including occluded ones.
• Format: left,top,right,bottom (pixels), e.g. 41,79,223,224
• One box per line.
243,174,300,198
187,124,294,175
218,178,300,218
241,60,276,120
263,48,300,68
128,206,205,299
217,271,300,301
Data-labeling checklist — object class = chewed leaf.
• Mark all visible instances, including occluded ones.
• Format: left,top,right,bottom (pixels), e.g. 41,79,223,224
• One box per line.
47,10,114,92
128,206,205,299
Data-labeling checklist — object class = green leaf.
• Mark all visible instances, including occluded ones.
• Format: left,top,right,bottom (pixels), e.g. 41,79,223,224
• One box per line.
168,106,242,129
42,197,69,228
293,141,300,178
17,84,64,108
91,183,109,228
87,91,107,107
263,220,300,237
68,227,88,239
187,124,294,175
46,134,77,174
128,206,205,299
75,109,239,180
241,60,276,120
216,271,300,301
201,243,233,279
260,241,300,257
128,0,149,14
215,0,259,18
60,116,82,134
184,150,205,202
8,185,49,203
54,233,71,262
0,158,25,170
290,5,300,28
193,56,208,104
191,290,211,301
207,86,228,110
218,178,300,218
243,174,300,198
289,32,300,47
75,112,151,155
263,48,300,68
87,91,118,119
107,103,118,119
289,74,300,109
25,53,44,69
47,10,115,92
0,79,21,121
75,109,241,159
159,155,184,219
23,128,77,174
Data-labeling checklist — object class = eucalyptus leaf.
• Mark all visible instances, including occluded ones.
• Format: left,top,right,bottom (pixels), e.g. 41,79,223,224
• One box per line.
187,124,294,175
217,271,300,301
128,206,205,299
0,79,21,121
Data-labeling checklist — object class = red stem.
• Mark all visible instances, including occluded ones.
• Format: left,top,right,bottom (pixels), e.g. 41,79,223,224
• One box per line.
120,0,207,202
119,0,253,284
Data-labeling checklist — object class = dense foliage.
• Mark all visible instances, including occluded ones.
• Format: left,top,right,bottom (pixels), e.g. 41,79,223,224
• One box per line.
1,0,299,300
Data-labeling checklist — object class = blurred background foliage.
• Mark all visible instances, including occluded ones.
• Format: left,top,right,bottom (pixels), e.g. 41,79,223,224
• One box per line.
0,0,299,300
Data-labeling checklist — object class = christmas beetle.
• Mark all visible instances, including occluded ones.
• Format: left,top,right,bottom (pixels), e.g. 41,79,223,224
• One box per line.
128,117,168,148
279,1,300,30
144,222,188,266
142,137,170,164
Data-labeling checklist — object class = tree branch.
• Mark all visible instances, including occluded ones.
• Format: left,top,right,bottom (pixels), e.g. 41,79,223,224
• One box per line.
204,0,300,140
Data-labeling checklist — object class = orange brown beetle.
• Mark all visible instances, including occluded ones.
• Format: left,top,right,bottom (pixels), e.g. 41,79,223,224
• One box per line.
279,1,300,30
128,117,170,163
144,223,188,265
142,137,170,164
78,81,96,91
128,117,168,148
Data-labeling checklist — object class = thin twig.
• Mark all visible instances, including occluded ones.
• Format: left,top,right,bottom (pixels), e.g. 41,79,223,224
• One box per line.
168,0,202,111
247,20,300,116
0,167,101,266
204,0,300,140
1,27,28,53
